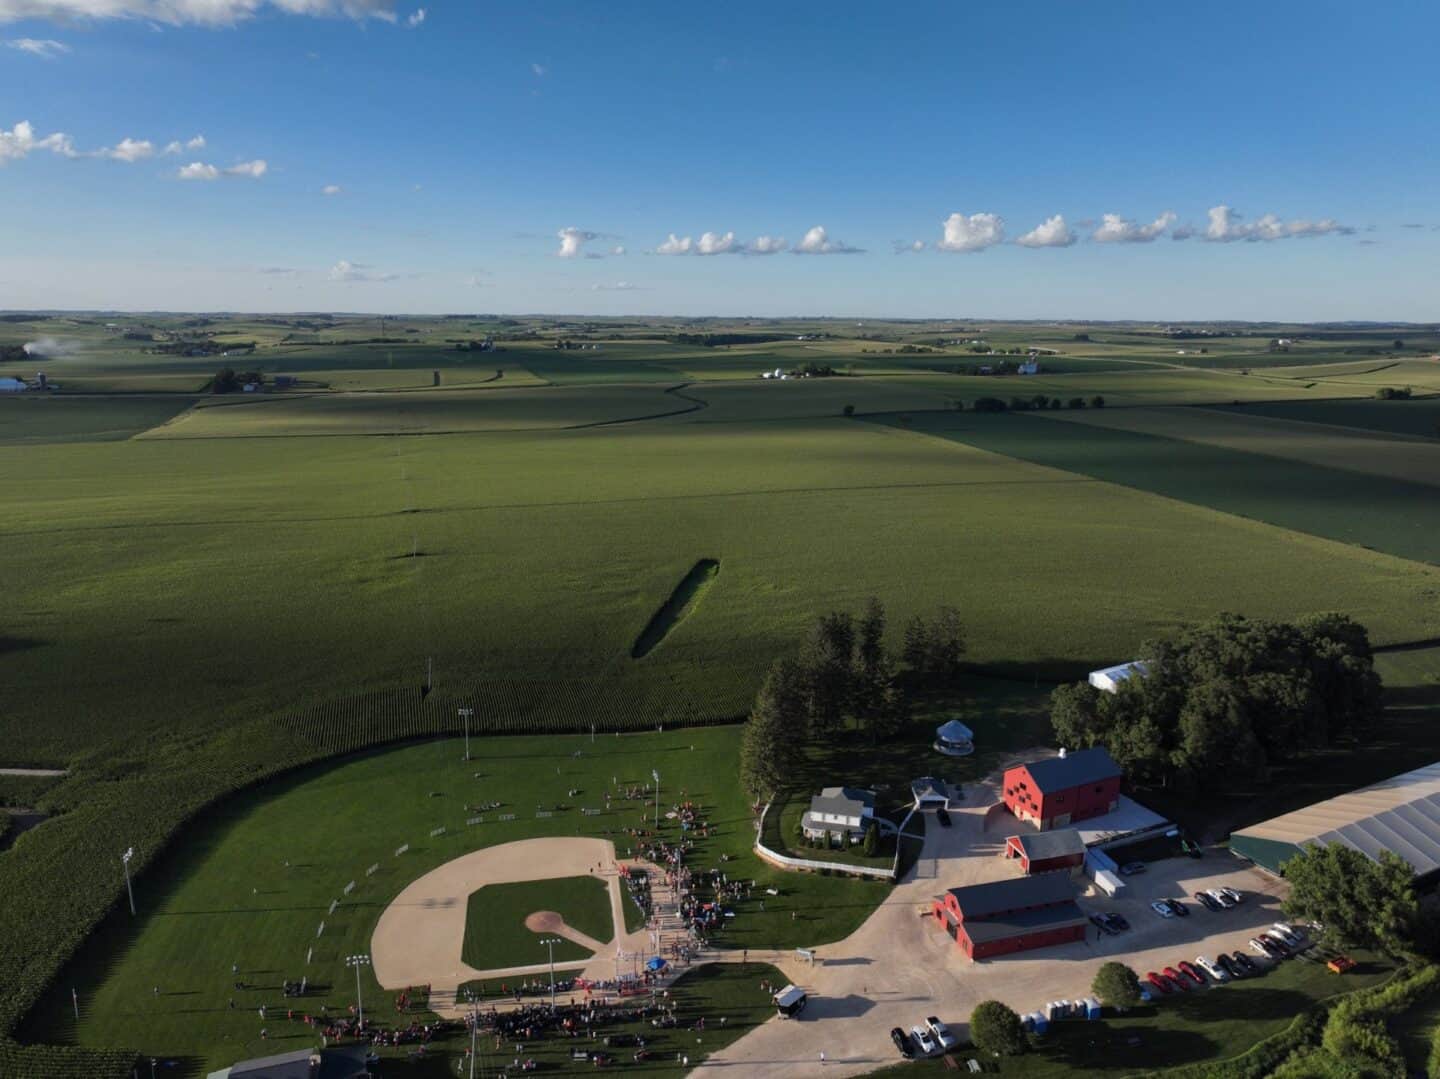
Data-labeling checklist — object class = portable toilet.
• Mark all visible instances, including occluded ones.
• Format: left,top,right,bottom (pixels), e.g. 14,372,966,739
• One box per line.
1021,1012,1035,1032
1084,997,1102,1020
1031,1011,1049,1035
1045,1001,1066,1022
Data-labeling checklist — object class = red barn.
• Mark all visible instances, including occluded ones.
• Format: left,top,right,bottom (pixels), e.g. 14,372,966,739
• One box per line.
1003,747,1121,831
1005,830,1085,875
930,874,1088,959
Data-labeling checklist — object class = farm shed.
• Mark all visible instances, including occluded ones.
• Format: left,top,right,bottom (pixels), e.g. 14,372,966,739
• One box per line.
1006,829,1085,875
1087,661,1149,693
1230,761,1440,882
933,719,975,757
1003,748,1122,831
930,873,1088,959
911,776,957,809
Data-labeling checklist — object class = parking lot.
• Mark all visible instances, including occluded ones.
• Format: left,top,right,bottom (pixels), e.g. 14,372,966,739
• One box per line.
699,759,1299,1077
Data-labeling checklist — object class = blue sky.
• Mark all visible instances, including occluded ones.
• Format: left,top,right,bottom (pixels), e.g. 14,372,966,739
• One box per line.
1,0,1437,319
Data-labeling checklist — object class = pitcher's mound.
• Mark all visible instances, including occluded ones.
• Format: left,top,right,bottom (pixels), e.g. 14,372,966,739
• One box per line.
525,910,567,934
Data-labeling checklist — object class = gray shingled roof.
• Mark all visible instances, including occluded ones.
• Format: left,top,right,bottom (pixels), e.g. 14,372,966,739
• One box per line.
807,786,874,820
943,871,1077,919
1020,748,1121,794
961,901,1089,944
1010,829,1086,862
1232,762,1440,877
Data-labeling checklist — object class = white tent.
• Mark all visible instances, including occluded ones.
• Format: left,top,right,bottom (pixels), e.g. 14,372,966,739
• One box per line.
1088,661,1149,694
933,719,974,757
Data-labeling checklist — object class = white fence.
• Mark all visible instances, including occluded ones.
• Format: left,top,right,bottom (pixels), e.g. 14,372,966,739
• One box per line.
752,801,897,881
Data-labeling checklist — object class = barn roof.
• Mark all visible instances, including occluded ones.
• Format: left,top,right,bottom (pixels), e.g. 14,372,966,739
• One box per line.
1009,829,1086,861
960,901,1089,944
1231,762,1440,878
942,871,1077,919
1016,748,1122,793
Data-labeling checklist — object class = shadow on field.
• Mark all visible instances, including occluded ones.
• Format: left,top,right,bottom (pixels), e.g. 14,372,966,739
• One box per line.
0,635,47,656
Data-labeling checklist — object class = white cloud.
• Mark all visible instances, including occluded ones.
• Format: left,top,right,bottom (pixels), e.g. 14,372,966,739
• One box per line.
186,134,205,150
1091,210,1175,243
592,281,642,291
1015,213,1075,249
892,239,925,253
328,259,396,283
5,36,68,56
747,235,787,255
531,62,546,77
321,183,342,195
793,224,862,255
404,5,422,25
0,0,402,27
936,211,1004,253
104,137,154,162
0,119,76,163
1204,204,1353,242
176,161,219,180
696,230,736,255
655,233,694,255
557,226,601,258
224,158,266,178
610,244,625,256
163,135,204,155
257,266,297,277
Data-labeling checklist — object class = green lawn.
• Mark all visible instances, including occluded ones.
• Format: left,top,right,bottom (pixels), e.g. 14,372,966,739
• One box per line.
881,410,1440,566
461,876,611,970
18,729,885,1073
871,951,1395,1077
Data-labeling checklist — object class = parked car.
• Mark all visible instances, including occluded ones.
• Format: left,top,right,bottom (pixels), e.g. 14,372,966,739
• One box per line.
1103,912,1130,932
1206,888,1238,908
935,808,951,827
927,1017,958,1051
1120,861,1147,876
1230,951,1260,976
1218,886,1244,904
1162,966,1191,991
1213,954,1240,980
1250,936,1284,959
1264,931,1295,956
1272,923,1304,948
1146,971,1174,995
1177,960,1206,986
1150,900,1176,919
911,1026,938,1055
1090,914,1115,935
1194,891,1223,912
1192,956,1226,979
1165,898,1189,917
890,1027,914,1059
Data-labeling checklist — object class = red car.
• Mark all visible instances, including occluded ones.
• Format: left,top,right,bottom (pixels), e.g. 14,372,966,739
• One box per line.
1176,961,1206,987
1162,966,1191,991
1146,971,1174,994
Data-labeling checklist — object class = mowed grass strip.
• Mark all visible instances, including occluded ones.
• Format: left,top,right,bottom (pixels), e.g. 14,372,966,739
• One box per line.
886,410,1440,565
1046,404,1440,488
461,876,610,971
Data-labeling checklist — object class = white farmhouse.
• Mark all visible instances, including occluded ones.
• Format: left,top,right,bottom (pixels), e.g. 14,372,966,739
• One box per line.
801,786,876,845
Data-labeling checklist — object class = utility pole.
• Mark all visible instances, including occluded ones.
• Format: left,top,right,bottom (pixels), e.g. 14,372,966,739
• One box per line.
345,954,370,1025
540,938,561,1008
121,847,136,915
71,988,78,1021
652,769,660,830
459,707,474,761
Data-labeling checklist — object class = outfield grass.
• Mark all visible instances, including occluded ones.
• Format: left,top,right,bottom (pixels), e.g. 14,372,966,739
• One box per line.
461,877,608,970
884,410,1440,565
872,950,1395,1077
19,728,885,1072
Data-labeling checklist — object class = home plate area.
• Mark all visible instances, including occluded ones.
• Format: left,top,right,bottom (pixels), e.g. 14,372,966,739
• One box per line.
370,836,680,1016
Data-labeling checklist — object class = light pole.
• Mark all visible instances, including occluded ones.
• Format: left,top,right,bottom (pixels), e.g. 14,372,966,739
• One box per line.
345,954,370,1025
652,769,660,830
540,938,561,1008
121,847,136,916
459,707,474,761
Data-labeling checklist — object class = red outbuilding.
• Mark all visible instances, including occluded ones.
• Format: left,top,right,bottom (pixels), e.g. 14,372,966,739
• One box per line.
1005,829,1086,875
931,873,1088,959
1003,747,1121,831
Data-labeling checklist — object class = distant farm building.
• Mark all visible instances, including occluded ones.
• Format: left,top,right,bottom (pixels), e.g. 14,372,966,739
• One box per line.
1087,661,1149,694
1003,748,1122,831
931,873,1088,959
933,719,975,757
801,786,876,845
1230,761,1440,883
1006,829,1086,876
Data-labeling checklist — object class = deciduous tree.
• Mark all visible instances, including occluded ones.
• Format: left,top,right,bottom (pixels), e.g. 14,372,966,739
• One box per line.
969,1000,1027,1056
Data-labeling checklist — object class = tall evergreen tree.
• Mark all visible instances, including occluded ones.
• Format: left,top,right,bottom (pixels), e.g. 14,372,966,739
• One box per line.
800,611,854,736
739,658,806,801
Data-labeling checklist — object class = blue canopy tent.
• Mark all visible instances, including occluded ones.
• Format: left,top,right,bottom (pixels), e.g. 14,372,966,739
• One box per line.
645,957,668,972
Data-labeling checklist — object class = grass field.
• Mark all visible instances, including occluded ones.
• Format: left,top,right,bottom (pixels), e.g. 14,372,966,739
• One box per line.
0,396,195,444
1216,396,1440,440
883,410,1440,566
19,728,888,1073
461,877,609,970
871,951,1396,1077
